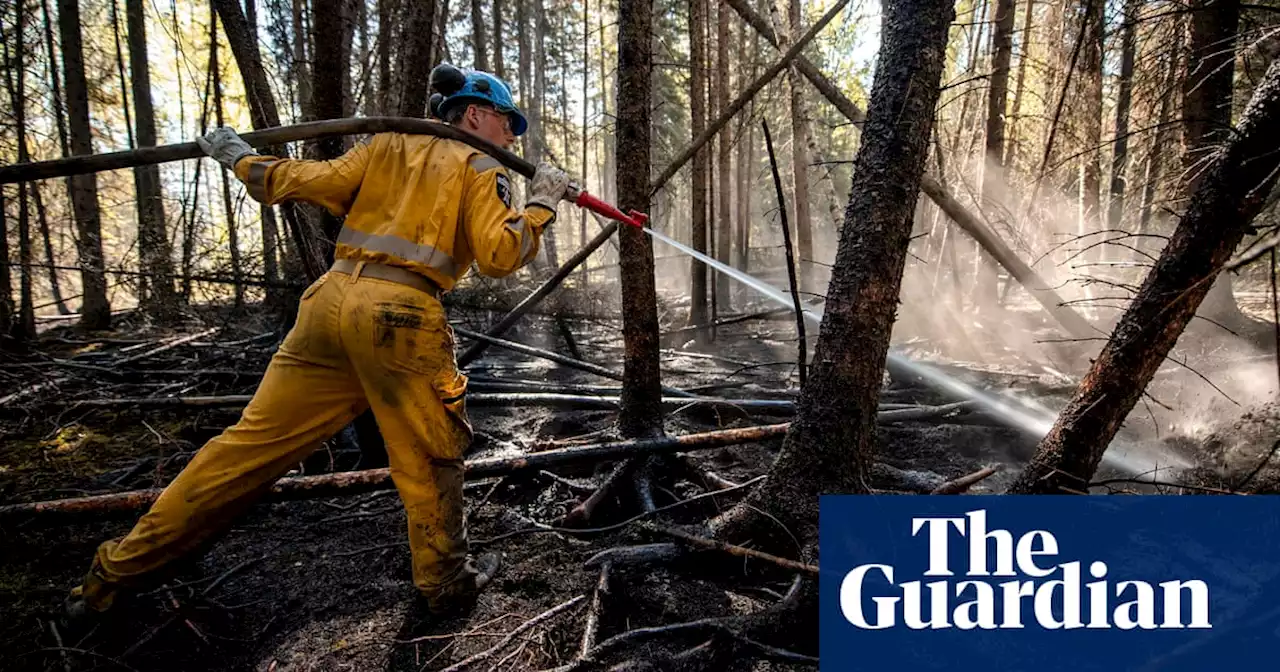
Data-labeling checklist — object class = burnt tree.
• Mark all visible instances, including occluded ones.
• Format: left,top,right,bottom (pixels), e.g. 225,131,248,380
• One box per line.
2,0,35,339
1108,0,1140,233
687,0,709,338
711,0,954,595
126,0,179,320
616,0,663,438
57,0,109,328
1009,55,1280,494
1183,0,1267,343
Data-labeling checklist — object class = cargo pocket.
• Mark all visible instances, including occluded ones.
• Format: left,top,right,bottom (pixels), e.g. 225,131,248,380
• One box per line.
371,301,451,376
433,369,474,458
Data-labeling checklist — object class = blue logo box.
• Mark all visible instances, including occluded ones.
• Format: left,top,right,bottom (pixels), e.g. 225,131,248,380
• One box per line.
819,496,1280,671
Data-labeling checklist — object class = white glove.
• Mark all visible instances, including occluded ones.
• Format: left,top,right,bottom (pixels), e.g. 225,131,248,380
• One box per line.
526,162,570,213
197,126,257,170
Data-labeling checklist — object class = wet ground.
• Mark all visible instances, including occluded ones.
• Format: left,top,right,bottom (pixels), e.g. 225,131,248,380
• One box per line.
0,279,1264,670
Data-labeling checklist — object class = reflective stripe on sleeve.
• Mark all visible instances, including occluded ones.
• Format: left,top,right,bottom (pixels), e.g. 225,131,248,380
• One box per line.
245,160,277,202
468,155,503,173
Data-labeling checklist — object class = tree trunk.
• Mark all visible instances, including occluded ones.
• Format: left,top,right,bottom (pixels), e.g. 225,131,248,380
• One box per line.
245,0,280,307
292,0,312,119
735,20,752,274
126,0,179,320
713,0,954,590
1182,0,1260,341
31,184,70,314
517,0,530,157
2,1,36,339
976,0,1016,305
0,187,10,338
212,12,243,307
578,0,589,285
1107,0,1139,234
377,0,396,113
57,0,109,329
40,0,68,156
1010,55,1280,494
715,0,732,310
471,0,488,69
1138,31,1180,249
786,0,812,294
492,0,504,78
394,0,436,116
1003,0,1034,169
688,0,709,338
110,0,134,149
616,0,663,438
1078,0,1104,264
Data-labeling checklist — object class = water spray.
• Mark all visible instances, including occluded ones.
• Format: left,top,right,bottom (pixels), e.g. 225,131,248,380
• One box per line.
639,227,1191,477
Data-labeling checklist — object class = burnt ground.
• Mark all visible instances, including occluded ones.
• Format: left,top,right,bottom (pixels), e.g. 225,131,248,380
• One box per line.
0,278,1262,671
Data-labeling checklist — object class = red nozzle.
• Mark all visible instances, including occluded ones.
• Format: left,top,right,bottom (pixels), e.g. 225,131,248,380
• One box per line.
572,189,649,228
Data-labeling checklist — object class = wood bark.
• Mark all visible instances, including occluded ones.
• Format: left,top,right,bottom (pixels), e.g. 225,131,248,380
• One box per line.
714,0,733,310
126,0,179,320
292,0,312,119
1010,55,1280,493
57,0,109,328
1108,0,1140,233
211,11,244,307
393,0,436,117
377,0,395,113
1182,0,1260,340
2,0,35,338
616,0,663,438
471,0,488,69
1003,0,1034,169
714,0,954,551
688,0,709,337
1078,0,1104,261
786,0,812,293
493,0,504,78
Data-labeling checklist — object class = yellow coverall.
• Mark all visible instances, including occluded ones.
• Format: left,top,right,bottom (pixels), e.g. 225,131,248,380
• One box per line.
76,133,555,611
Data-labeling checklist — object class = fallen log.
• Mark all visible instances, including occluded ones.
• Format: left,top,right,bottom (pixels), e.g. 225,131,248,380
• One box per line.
0,424,791,519
931,465,1002,494
453,326,696,398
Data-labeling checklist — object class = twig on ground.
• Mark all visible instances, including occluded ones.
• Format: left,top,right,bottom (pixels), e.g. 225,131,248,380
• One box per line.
579,563,611,658
931,465,1002,494
439,594,585,672
640,522,819,575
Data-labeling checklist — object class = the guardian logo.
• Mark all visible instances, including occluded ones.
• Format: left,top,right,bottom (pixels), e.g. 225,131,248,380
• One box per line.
840,510,1211,631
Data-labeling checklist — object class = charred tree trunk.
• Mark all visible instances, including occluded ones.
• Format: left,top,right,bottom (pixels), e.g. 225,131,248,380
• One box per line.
126,0,179,320
211,15,244,308
1004,0,1034,169
713,0,954,555
493,0,504,78
1010,56,1280,494
1078,0,1104,264
578,0,589,285
786,0,813,294
471,0,487,69
309,0,350,257
517,0,530,157
1108,0,1139,234
2,1,35,339
1182,0,1263,342
714,0,732,311
616,0,663,438
688,0,709,339
0,187,10,338
976,0,1016,306
395,0,436,117
292,0,312,119
1138,31,1180,250
377,0,395,113
57,0,109,329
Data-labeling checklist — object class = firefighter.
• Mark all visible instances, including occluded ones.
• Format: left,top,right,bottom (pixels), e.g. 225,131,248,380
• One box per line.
64,66,569,623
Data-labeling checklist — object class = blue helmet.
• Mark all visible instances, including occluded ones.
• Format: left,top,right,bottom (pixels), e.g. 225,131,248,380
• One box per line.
435,68,528,137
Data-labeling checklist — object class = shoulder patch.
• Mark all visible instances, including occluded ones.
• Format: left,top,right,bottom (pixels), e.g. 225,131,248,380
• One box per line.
495,172,513,209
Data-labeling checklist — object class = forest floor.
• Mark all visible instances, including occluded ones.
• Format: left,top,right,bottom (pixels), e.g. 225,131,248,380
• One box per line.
0,276,1273,671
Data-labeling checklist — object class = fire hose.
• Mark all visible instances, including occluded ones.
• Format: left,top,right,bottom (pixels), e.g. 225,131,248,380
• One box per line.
0,116,648,227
